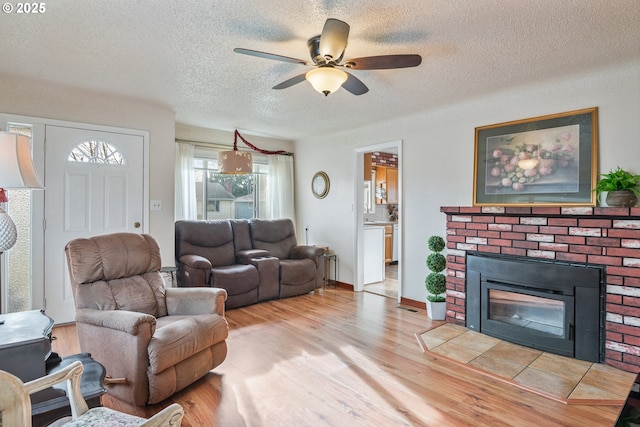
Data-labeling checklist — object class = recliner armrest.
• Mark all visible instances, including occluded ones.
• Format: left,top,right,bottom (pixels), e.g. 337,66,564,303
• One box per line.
290,245,324,261
165,287,227,316
236,249,271,264
178,254,212,269
75,308,156,336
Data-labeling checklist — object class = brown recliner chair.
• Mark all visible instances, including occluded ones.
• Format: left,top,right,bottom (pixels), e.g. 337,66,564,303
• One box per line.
249,218,325,298
65,233,229,406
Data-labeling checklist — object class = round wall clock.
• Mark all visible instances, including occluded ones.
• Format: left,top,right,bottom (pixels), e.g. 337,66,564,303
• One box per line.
311,171,330,199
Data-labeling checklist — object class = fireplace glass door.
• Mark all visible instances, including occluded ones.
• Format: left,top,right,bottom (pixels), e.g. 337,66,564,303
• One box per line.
489,289,565,337
481,281,574,356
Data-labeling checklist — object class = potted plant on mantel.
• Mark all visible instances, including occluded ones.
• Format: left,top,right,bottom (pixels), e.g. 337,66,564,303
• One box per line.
425,235,447,320
593,167,640,207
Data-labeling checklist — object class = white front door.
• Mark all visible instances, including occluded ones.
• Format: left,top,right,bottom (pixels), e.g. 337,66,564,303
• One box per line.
44,125,145,323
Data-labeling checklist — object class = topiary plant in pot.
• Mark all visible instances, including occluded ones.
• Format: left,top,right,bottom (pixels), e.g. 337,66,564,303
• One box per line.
593,167,640,207
425,235,447,320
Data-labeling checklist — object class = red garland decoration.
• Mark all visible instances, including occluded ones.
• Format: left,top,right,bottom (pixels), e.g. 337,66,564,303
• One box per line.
0,188,7,203
234,130,291,156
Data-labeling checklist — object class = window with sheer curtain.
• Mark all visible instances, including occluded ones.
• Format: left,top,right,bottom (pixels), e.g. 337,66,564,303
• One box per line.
175,143,295,222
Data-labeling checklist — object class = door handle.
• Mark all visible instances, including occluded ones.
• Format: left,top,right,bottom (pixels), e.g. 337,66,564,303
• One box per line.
134,222,141,228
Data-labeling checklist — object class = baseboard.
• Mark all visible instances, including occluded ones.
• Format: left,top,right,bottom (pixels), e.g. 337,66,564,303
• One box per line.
329,283,426,310
400,297,426,310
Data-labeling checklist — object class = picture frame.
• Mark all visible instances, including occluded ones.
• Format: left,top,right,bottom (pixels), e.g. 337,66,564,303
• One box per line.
473,107,598,206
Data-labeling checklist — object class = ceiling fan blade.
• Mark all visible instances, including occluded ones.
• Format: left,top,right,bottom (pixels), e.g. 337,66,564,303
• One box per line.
272,73,307,90
234,48,309,65
343,54,422,70
319,18,350,60
342,72,369,96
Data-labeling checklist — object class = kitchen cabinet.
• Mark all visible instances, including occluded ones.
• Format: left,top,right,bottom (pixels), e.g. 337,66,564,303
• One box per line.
363,226,385,284
386,167,398,204
375,166,386,204
375,166,398,204
384,225,393,264
392,223,398,262
364,152,372,181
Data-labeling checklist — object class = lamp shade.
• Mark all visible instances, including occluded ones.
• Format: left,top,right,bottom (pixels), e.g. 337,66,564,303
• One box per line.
305,67,348,96
0,131,43,252
0,132,44,189
218,150,253,174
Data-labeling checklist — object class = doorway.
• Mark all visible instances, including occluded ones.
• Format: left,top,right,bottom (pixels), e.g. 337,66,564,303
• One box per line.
0,114,149,323
44,124,146,323
354,141,401,302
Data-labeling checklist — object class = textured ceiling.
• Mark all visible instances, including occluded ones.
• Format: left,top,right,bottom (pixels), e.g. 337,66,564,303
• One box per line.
1,0,638,141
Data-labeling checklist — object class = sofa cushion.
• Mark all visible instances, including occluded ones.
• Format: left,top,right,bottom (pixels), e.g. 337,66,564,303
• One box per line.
175,220,237,267
211,264,259,296
148,314,229,375
249,218,298,259
230,219,252,251
109,276,158,316
66,233,161,284
66,233,168,316
279,259,316,285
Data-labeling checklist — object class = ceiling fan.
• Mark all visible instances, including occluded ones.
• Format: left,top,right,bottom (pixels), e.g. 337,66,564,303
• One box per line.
234,18,422,96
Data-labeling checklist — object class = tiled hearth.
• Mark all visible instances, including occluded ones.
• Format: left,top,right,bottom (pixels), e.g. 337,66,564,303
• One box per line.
418,323,636,404
441,206,640,373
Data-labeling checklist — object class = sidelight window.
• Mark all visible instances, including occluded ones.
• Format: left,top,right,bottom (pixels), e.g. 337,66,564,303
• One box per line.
4,124,34,312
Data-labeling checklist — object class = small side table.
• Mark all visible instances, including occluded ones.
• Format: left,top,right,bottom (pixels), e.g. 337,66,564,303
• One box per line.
0,310,106,427
32,353,106,427
616,372,640,425
160,266,178,287
324,253,337,288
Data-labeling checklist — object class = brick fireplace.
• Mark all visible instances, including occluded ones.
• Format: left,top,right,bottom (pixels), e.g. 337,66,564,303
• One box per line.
442,205,640,373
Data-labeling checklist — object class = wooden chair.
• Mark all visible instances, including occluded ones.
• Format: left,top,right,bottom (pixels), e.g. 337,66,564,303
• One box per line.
0,360,183,426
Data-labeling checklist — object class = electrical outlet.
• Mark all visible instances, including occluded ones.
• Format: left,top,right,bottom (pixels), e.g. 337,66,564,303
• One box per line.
151,200,162,211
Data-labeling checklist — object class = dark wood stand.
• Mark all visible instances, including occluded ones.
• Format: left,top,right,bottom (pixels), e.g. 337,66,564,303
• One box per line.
615,373,640,426
0,310,106,426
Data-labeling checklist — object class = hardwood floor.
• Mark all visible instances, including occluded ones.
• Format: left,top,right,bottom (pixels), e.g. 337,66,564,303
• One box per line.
52,288,624,426
364,262,398,299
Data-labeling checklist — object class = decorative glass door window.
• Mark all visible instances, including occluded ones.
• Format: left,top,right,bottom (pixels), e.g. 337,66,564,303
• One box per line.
68,140,126,164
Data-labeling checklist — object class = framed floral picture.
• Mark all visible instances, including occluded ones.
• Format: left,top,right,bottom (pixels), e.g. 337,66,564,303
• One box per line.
473,107,598,206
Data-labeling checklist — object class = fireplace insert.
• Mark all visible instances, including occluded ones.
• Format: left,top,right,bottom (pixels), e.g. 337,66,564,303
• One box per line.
466,253,604,363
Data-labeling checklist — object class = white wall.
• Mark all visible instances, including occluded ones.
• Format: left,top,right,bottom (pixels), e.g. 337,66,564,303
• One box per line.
2,60,638,303
0,74,177,262
175,124,294,154
294,60,640,303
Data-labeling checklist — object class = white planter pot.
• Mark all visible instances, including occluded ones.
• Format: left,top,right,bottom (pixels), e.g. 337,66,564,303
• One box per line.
426,300,446,320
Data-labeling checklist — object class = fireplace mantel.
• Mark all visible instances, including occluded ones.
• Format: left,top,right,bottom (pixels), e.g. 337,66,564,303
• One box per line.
442,205,640,373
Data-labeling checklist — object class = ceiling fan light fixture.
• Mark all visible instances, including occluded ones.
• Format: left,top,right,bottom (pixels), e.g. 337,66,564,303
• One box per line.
305,67,348,96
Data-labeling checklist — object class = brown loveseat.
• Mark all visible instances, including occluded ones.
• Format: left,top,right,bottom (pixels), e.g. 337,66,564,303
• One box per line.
65,233,229,406
175,218,324,309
